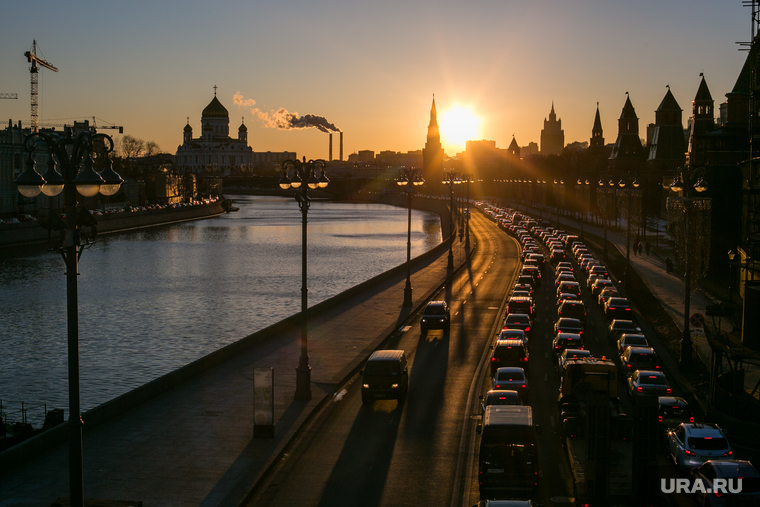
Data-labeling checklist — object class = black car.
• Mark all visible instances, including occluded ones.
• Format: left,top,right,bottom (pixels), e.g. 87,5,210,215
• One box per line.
504,313,532,337
619,346,661,377
604,297,633,320
420,301,450,332
658,396,694,434
480,389,522,419
490,339,530,375
554,317,584,337
557,300,587,324
552,332,584,357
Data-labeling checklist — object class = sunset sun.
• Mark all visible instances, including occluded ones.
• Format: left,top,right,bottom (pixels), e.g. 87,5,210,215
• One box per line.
439,106,481,153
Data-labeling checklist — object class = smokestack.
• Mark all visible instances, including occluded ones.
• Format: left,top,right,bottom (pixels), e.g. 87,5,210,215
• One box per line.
340,131,343,161
329,133,333,162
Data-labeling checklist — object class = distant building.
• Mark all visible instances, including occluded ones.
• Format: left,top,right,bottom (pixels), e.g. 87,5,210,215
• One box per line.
520,142,539,157
540,103,564,155
422,96,444,184
590,103,604,148
176,90,294,177
608,94,646,173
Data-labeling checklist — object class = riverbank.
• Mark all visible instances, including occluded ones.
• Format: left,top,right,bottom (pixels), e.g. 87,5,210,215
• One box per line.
0,201,226,253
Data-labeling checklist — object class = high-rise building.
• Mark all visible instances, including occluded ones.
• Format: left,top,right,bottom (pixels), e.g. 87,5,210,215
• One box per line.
422,95,444,184
540,102,564,155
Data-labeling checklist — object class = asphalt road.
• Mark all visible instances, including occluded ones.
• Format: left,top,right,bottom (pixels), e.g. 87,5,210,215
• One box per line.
248,210,521,506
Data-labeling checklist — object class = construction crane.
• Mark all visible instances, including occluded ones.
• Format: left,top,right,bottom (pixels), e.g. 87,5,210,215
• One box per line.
0,93,18,99
24,40,58,132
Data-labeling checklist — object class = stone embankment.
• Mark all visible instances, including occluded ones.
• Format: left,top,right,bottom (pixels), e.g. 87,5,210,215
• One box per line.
0,201,226,252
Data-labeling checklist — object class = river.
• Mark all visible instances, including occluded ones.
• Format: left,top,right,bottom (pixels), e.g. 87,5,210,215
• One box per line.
0,195,442,425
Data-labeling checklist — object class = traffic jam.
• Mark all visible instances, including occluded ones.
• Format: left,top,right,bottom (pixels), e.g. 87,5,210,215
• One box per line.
470,202,759,507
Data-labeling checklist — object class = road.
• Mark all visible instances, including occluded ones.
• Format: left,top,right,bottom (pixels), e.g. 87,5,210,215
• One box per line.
248,210,520,506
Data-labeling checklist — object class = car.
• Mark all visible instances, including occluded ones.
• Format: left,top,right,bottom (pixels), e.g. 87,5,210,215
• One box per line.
491,367,529,402
667,423,734,474
616,333,649,355
550,249,566,264
586,272,605,288
361,350,409,403
556,281,582,300
554,317,584,337
498,328,528,346
557,300,587,324
555,272,576,287
552,332,584,357
513,284,534,298
517,274,535,287
556,348,592,375
557,262,573,271
588,265,609,280
555,266,574,277
490,339,530,375
689,460,760,506
521,266,541,286
591,278,615,297
556,292,581,304
504,313,532,337
628,370,671,397
506,297,534,319
526,253,545,269
608,319,642,343
619,346,661,377
604,297,633,320
598,286,620,307
420,301,451,332
658,396,694,434
511,290,532,299
480,390,522,419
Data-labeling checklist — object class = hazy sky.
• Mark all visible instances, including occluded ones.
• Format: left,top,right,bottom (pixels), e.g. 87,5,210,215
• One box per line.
0,1,751,161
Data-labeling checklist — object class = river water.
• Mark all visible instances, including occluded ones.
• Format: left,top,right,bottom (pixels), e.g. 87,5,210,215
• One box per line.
0,195,442,425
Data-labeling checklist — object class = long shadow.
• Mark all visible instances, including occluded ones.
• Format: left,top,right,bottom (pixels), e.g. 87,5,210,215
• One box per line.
315,399,404,507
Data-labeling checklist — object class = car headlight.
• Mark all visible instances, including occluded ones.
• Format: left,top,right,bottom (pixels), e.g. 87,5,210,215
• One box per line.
439,318,445,322
392,384,399,388
363,384,369,389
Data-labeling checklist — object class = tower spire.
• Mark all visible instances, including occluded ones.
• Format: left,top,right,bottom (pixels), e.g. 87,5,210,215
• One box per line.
429,94,438,128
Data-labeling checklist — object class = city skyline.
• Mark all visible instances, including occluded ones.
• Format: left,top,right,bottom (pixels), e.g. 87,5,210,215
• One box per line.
0,1,751,161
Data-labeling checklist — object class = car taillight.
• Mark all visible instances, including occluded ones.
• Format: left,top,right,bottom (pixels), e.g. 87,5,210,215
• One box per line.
637,387,643,392
521,357,528,362
627,364,631,368
690,416,695,423
659,415,663,422
655,365,660,369
666,388,671,393
625,308,631,311
722,450,733,457
555,346,561,349
495,384,500,388
524,327,530,332
491,357,496,361
522,384,526,388
684,449,696,456
714,490,724,498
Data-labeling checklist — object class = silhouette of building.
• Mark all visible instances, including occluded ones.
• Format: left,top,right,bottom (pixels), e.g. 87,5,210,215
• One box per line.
540,103,564,155
647,86,687,216
608,94,646,174
591,103,604,148
422,95,444,185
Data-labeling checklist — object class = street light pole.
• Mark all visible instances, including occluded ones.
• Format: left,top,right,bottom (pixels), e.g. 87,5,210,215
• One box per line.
15,130,123,507
442,171,458,270
619,175,640,287
464,173,472,250
278,157,329,401
396,168,424,307
728,249,736,303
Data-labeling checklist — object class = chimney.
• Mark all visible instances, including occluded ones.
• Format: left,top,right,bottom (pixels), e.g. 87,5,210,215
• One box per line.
340,131,343,161
329,133,333,162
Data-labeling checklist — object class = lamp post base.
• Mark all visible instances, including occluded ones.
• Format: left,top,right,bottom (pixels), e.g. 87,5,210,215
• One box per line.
403,281,413,307
678,338,693,371
294,363,312,401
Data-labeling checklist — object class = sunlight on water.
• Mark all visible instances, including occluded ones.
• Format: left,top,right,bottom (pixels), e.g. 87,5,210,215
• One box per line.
0,196,441,425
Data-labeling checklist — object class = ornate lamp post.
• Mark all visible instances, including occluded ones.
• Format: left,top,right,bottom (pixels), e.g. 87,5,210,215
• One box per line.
278,157,329,401
462,172,473,250
442,171,459,270
396,167,424,307
14,130,123,507
668,168,709,370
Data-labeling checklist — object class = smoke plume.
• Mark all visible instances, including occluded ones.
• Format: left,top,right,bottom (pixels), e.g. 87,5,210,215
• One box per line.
234,91,340,133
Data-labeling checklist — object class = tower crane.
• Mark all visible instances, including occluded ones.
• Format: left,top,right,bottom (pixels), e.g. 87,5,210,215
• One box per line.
0,93,18,99
24,40,58,132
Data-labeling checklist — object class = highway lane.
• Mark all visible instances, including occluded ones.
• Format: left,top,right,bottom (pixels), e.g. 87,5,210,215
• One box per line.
249,210,521,506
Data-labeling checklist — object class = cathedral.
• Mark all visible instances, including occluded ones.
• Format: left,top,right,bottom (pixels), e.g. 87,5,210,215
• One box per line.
176,90,254,176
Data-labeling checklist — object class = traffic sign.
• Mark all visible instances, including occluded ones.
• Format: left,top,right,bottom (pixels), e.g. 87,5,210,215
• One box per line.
689,313,705,328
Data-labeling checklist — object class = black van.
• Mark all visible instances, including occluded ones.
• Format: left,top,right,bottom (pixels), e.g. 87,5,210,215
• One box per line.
477,406,540,498
361,350,409,404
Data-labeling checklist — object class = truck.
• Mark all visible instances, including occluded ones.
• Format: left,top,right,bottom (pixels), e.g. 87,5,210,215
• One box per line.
558,358,633,506
476,405,540,499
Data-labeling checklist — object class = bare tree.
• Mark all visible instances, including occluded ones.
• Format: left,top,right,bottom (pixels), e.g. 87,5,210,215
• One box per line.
144,141,160,157
118,135,145,159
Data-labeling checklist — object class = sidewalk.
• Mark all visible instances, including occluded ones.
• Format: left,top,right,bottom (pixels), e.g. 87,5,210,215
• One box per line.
515,202,758,396
0,228,472,506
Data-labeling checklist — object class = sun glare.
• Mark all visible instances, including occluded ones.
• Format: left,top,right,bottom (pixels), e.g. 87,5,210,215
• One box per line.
438,106,481,154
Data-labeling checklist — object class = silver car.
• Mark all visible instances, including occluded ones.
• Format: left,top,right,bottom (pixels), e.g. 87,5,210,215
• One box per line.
667,423,734,473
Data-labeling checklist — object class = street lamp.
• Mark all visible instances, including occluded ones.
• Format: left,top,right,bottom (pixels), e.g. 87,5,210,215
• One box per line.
461,172,473,250
668,167,708,370
442,171,458,270
728,249,736,303
14,130,123,507
457,175,465,241
278,157,329,401
396,167,424,307
619,175,640,287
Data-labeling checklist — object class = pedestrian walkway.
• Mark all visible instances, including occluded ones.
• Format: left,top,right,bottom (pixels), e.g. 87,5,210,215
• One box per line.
515,203,758,396
0,224,473,507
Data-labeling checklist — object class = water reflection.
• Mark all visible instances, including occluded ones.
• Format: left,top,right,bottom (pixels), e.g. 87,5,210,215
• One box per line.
0,196,441,424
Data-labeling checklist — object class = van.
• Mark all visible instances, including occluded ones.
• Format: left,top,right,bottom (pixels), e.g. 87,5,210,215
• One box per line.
361,350,409,404
477,406,540,497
